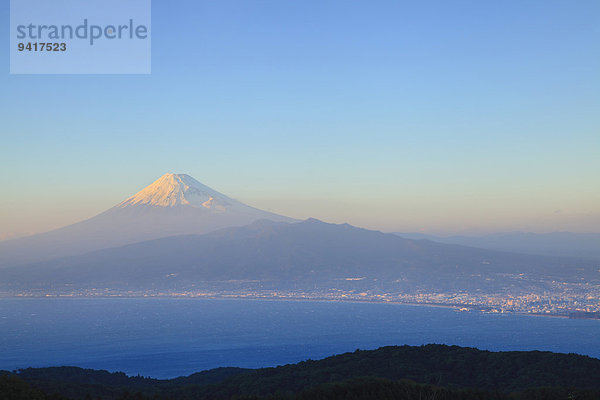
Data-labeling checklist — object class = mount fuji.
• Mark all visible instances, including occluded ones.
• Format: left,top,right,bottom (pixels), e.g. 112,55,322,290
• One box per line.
0,173,295,267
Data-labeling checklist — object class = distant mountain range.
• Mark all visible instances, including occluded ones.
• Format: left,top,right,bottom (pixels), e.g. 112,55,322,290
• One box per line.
0,173,294,267
1,218,596,293
394,232,600,260
1,173,597,294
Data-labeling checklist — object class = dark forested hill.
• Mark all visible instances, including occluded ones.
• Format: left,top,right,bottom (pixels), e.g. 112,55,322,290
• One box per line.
3,344,600,400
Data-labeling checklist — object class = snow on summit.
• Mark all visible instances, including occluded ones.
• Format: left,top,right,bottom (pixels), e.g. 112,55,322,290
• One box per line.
117,173,235,210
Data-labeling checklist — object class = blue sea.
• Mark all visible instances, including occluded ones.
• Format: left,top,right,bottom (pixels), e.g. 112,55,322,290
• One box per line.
1,298,599,379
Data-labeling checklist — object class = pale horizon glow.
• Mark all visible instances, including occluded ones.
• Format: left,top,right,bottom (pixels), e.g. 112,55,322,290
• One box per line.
1,172,598,240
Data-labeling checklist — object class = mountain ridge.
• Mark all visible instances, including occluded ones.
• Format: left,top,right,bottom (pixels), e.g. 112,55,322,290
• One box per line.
394,231,600,260
2,218,596,293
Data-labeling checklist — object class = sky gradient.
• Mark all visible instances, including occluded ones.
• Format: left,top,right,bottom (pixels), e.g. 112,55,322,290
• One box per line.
1,0,599,239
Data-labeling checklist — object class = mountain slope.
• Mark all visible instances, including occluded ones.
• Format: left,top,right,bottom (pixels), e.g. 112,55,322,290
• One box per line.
2,219,596,292
0,174,295,267
394,232,600,260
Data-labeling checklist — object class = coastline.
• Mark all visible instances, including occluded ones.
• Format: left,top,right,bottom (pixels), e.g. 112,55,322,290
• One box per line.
1,293,598,320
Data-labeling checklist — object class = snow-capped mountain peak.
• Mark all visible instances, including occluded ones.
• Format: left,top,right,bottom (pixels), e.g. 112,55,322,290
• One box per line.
0,173,296,267
117,173,234,210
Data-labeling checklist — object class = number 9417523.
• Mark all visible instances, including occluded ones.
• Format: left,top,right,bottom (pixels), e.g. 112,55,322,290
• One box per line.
18,42,67,51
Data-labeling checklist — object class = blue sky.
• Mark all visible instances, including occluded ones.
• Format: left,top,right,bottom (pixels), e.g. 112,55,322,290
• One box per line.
1,0,599,238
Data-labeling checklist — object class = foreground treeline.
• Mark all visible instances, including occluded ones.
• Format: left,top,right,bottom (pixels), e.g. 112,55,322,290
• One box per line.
2,344,600,400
